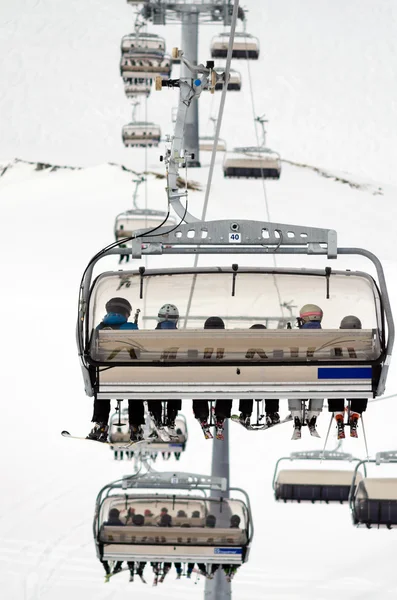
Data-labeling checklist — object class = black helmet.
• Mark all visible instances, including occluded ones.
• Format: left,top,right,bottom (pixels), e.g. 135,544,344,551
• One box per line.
132,514,145,526
204,316,225,329
205,514,216,528
250,324,266,329
109,508,120,519
230,514,241,527
105,297,132,319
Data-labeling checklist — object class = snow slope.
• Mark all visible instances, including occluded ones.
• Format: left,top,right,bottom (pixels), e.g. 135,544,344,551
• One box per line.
0,0,396,598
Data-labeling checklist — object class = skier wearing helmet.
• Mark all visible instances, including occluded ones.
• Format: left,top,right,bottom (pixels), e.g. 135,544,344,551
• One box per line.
288,304,324,440
147,304,181,438
87,297,146,443
328,315,367,439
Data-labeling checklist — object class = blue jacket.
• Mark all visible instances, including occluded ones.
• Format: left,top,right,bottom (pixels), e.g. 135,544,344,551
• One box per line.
301,321,322,329
156,321,177,330
97,313,138,330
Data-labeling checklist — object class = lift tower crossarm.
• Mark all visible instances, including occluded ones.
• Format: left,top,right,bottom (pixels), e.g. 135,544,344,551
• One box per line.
157,49,219,223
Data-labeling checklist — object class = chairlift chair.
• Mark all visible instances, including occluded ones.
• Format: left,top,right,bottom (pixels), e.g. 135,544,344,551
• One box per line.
77,219,393,404
120,52,172,79
210,32,260,60
215,69,242,91
94,472,252,565
114,209,177,240
121,33,166,55
223,147,282,179
108,408,188,461
273,450,364,504
350,452,397,528
123,77,152,98
199,136,227,152
122,122,161,147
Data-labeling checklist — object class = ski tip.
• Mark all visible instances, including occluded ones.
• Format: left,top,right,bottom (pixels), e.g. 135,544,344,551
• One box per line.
61,430,70,436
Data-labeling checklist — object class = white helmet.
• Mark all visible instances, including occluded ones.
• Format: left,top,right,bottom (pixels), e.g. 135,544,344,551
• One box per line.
158,303,179,323
340,315,362,329
299,303,323,322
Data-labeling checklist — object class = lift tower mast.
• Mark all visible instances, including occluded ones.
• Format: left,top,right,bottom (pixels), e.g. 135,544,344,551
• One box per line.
133,0,245,166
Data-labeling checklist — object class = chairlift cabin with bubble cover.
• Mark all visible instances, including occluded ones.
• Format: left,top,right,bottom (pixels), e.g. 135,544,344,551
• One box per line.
273,450,364,504
122,122,161,147
77,218,394,403
114,209,177,241
223,147,282,179
210,32,260,59
214,68,242,91
123,77,152,98
349,452,397,528
121,33,166,55
109,408,188,461
94,472,252,565
120,53,172,79
199,136,227,152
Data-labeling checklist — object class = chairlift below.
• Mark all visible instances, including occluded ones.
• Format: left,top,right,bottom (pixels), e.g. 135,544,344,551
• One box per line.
350,452,397,528
121,33,166,55
215,69,242,91
199,136,227,152
223,147,282,179
120,52,172,79
94,472,253,565
123,77,152,98
114,209,176,240
109,408,188,461
273,451,364,504
122,122,161,147
210,32,260,60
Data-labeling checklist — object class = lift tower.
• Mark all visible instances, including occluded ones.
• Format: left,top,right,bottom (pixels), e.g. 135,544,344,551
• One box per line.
130,0,245,166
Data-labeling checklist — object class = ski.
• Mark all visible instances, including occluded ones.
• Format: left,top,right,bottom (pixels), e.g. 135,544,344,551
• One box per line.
230,413,292,431
104,566,129,582
61,431,153,449
199,421,213,439
138,574,147,584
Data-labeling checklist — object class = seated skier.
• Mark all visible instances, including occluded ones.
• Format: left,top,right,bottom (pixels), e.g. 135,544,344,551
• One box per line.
328,315,368,439
193,317,232,440
86,297,145,443
147,303,181,438
222,515,242,581
289,304,324,440
238,324,280,427
101,508,135,577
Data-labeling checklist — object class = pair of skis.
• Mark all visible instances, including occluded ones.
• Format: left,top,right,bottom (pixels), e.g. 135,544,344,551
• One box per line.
104,566,147,584
61,430,154,449
230,413,293,431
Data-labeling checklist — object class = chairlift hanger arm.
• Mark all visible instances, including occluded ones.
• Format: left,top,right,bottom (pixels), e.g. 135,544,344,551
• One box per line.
157,49,221,223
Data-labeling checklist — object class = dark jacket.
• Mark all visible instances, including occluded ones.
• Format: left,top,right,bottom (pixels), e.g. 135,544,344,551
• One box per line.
301,321,322,329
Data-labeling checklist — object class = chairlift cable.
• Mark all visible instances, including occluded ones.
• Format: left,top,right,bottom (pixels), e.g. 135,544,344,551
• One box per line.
245,39,285,317
183,0,241,329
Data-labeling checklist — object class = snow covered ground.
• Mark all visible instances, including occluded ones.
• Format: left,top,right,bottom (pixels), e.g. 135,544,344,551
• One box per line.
0,1,396,599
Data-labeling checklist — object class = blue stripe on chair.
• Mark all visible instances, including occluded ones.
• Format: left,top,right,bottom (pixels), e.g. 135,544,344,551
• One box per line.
318,367,372,380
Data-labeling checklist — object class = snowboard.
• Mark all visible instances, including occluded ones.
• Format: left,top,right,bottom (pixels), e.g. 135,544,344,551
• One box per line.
230,413,292,431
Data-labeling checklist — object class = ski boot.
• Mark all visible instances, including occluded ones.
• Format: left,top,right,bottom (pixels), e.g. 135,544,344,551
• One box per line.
198,419,213,439
292,417,302,440
129,424,144,442
307,416,320,438
349,412,359,438
129,572,134,582
112,562,123,575
86,422,108,442
239,413,251,428
176,571,182,580
335,414,345,439
215,420,225,440
166,419,179,440
266,412,280,427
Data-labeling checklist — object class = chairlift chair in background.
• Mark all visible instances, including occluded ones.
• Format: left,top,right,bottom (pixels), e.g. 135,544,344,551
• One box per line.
210,32,260,59
123,77,152,98
120,52,172,79
94,472,253,565
214,68,242,91
121,32,166,55
350,452,397,528
273,450,365,504
223,147,282,179
122,121,161,147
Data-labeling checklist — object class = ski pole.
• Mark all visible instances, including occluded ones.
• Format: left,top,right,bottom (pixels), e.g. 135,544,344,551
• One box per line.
320,414,334,462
